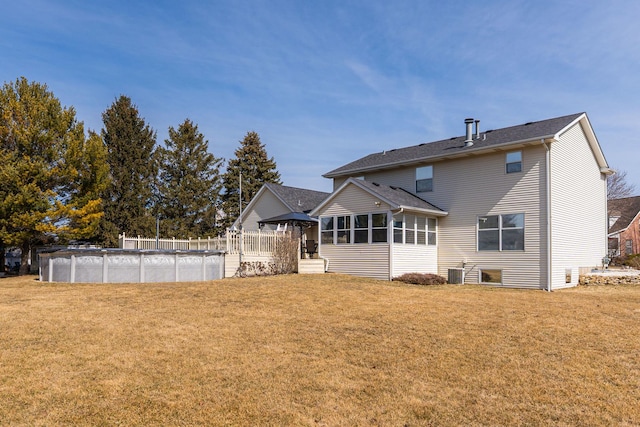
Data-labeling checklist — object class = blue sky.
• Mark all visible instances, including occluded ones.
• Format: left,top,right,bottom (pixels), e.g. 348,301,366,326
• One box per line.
2,0,639,193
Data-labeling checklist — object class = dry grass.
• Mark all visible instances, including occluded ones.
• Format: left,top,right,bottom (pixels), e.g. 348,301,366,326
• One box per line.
1,274,639,426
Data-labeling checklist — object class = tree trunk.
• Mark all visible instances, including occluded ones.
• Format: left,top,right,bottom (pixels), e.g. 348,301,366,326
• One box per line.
19,241,31,275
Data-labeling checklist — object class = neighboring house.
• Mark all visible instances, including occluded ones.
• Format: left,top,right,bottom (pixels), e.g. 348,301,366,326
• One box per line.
608,196,640,258
310,112,612,290
233,182,330,235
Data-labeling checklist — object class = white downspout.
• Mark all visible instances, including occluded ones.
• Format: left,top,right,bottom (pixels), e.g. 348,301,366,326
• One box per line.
543,140,552,292
389,208,404,280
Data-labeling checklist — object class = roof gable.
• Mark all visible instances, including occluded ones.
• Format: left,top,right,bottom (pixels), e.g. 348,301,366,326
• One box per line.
324,113,602,178
234,183,330,228
311,178,447,216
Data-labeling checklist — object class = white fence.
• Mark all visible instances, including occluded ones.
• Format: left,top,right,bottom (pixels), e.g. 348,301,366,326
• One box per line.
119,230,285,255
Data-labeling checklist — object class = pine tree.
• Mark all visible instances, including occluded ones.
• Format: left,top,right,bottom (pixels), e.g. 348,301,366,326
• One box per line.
0,77,108,273
156,119,224,238
220,131,281,229
98,96,157,247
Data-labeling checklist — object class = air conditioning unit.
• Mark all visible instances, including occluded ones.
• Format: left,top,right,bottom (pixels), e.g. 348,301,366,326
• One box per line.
448,268,465,284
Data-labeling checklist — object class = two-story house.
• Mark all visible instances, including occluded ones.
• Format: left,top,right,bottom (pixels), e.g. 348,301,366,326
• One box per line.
608,196,640,258
311,113,611,290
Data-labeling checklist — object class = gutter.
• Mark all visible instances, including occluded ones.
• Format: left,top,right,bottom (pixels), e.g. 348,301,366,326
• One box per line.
324,135,558,178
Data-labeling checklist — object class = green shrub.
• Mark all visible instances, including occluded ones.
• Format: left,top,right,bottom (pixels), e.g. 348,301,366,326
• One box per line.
393,273,448,286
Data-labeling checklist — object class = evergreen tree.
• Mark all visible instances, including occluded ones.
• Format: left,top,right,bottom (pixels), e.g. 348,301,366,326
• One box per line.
98,96,157,247
156,119,224,238
221,131,281,229
0,77,108,274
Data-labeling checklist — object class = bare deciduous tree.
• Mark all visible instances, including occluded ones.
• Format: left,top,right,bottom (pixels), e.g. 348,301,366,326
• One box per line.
608,169,636,200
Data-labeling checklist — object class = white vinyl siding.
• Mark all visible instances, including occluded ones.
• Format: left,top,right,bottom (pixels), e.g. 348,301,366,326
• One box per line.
549,121,608,289
320,244,390,280
331,148,546,288
428,146,546,289
316,183,392,280
240,190,289,231
321,184,391,216
391,244,438,278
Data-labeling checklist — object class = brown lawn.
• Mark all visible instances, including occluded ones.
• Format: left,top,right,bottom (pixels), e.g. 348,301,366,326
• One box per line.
0,274,639,426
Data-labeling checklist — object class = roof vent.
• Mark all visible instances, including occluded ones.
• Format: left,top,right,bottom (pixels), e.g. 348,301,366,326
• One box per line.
464,118,474,146
474,119,480,139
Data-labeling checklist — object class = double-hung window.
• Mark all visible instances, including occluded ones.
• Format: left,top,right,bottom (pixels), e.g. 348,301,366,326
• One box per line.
354,214,368,244
506,151,522,173
321,217,334,244
405,215,416,244
428,218,437,245
416,166,433,192
393,215,403,243
478,213,524,251
337,216,350,244
371,213,388,243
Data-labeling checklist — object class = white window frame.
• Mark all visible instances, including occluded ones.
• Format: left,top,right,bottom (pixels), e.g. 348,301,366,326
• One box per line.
477,213,525,251
506,151,522,174
354,214,369,244
320,217,334,244
336,215,351,244
371,213,388,243
391,213,437,246
321,213,389,245
416,165,433,192
479,269,502,284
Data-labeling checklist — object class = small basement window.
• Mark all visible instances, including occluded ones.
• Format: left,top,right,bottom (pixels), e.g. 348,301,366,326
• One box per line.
565,269,572,284
506,151,522,173
480,269,502,284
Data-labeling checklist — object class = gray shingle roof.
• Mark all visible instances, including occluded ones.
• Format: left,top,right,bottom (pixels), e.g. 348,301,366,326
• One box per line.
265,183,330,213
352,179,446,214
608,196,640,234
324,113,584,177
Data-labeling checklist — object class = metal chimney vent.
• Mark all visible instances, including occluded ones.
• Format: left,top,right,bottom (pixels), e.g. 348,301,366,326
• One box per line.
464,118,474,146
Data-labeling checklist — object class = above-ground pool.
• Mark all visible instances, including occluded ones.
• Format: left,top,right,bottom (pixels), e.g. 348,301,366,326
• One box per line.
39,249,225,283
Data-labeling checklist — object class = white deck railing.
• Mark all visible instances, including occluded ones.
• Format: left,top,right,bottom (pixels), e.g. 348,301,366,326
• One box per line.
119,230,286,255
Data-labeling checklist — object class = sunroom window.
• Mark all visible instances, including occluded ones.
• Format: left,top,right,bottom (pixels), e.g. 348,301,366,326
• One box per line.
321,217,334,244
321,213,388,244
393,215,403,243
428,218,437,245
405,215,416,244
354,214,368,244
337,215,350,244
392,214,436,245
371,213,388,243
